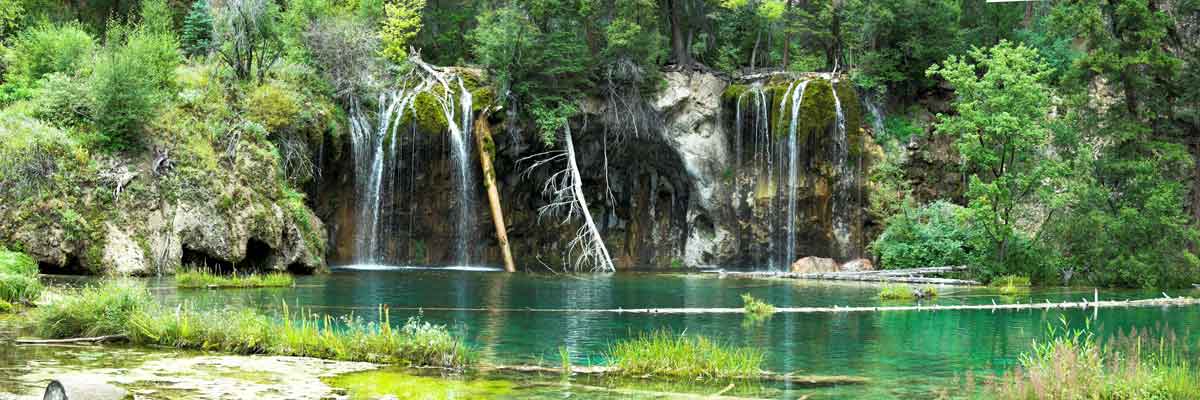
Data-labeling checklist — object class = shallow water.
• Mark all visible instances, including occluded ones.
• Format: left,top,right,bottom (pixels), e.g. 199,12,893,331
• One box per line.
8,270,1200,399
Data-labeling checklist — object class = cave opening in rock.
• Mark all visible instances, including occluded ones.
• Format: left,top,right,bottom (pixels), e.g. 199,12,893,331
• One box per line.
243,238,273,272
38,255,87,275
181,246,234,273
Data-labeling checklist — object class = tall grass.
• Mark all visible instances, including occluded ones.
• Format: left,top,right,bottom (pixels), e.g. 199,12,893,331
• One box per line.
878,284,936,300
987,318,1200,400
606,330,765,379
31,279,150,338
175,269,294,288
31,280,474,369
0,249,43,306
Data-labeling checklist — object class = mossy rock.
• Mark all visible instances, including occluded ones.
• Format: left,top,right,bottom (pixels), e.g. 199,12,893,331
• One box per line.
833,81,865,156
722,84,752,103
792,79,837,142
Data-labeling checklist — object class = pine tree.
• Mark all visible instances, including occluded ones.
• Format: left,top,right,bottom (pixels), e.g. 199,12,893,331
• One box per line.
181,0,213,57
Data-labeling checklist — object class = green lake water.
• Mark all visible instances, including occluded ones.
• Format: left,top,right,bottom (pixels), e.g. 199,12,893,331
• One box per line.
5,268,1200,399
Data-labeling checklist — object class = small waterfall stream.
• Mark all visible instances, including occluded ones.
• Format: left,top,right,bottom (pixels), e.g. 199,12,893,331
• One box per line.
830,84,853,258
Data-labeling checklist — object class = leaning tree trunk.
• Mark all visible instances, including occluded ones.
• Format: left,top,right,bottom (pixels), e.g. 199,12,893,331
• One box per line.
474,110,516,272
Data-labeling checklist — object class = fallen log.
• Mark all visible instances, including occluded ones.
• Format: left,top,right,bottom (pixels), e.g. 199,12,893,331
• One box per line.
15,335,128,345
718,269,979,286
485,364,867,386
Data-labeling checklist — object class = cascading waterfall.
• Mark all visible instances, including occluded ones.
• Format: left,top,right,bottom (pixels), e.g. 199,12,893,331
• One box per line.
784,81,810,270
830,82,853,258
732,76,863,269
348,75,476,266
447,80,476,266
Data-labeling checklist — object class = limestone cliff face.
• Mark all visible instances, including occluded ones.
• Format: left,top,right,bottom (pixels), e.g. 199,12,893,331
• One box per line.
0,128,327,276
317,71,882,269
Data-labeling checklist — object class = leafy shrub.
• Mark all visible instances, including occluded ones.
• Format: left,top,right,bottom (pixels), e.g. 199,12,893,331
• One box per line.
89,27,181,151
30,72,92,128
244,81,301,133
1,21,95,101
870,201,979,270
0,110,86,197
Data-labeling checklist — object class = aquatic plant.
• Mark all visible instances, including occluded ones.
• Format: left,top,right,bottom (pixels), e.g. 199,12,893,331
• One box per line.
175,269,295,288
878,284,937,301
740,293,775,319
992,275,1031,296
987,318,1200,400
31,279,151,338
605,330,765,379
0,249,42,304
0,298,12,313
558,345,571,376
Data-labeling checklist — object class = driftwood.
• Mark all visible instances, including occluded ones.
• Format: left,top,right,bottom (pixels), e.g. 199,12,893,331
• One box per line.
300,295,1200,315
15,335,128,345
474,109,516,273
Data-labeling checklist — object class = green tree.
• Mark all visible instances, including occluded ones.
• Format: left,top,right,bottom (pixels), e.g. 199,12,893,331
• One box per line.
1,21,96,102
927,41,1058,276
380,0,425,64
139,0,175,35
181,0,214,57
90,26,182,151
844,0,961,96
1041,0,1200,288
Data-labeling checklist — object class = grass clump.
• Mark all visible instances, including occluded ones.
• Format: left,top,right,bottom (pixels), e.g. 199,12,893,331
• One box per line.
987,318,1200,400
0,249,42,305
31,279,151,338
741,293,775,318
175,269,294,288
606,330,765,379
33,279,473,369
878,284,937,301
992,275,1031,296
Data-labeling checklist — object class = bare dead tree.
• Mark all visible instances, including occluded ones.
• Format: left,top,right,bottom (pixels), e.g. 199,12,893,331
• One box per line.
520,124,615,272
212,0,282,82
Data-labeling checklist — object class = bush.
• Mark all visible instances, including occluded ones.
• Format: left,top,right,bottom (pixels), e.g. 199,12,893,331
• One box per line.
30,72,92,128
244,81,301,133
89,27,181,151
870,201,979,270
1,21,96,101
0,110,86,198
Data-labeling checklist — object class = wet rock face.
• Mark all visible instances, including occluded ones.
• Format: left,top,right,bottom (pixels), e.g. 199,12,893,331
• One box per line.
317,71,880,270
0,139,327,276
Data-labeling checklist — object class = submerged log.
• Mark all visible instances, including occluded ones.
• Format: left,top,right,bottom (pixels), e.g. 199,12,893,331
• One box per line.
485,364,867,386
16,335,128,345
474,109,516,272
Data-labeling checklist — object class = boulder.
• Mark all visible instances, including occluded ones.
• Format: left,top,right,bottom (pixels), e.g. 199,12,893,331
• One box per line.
840,258,874,272
43,379,127,400
791,256,838,274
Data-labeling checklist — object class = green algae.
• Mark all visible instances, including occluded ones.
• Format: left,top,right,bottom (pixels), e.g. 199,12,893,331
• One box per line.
325,369,515,400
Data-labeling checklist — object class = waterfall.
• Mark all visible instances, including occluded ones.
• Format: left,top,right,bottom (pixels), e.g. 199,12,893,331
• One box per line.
784,81,810,270
347,75,477,266
446,79,476,266
349,91,401,264
830,82,853,258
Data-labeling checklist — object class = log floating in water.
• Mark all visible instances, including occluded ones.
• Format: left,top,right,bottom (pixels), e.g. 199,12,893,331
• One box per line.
714,266,980,285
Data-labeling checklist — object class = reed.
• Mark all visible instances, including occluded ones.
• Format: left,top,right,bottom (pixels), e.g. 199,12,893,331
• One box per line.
175,269,294,288
605,330,765,379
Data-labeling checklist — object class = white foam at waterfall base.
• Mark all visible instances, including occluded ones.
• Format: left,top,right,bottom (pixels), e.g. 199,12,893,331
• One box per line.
333,264,504,272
